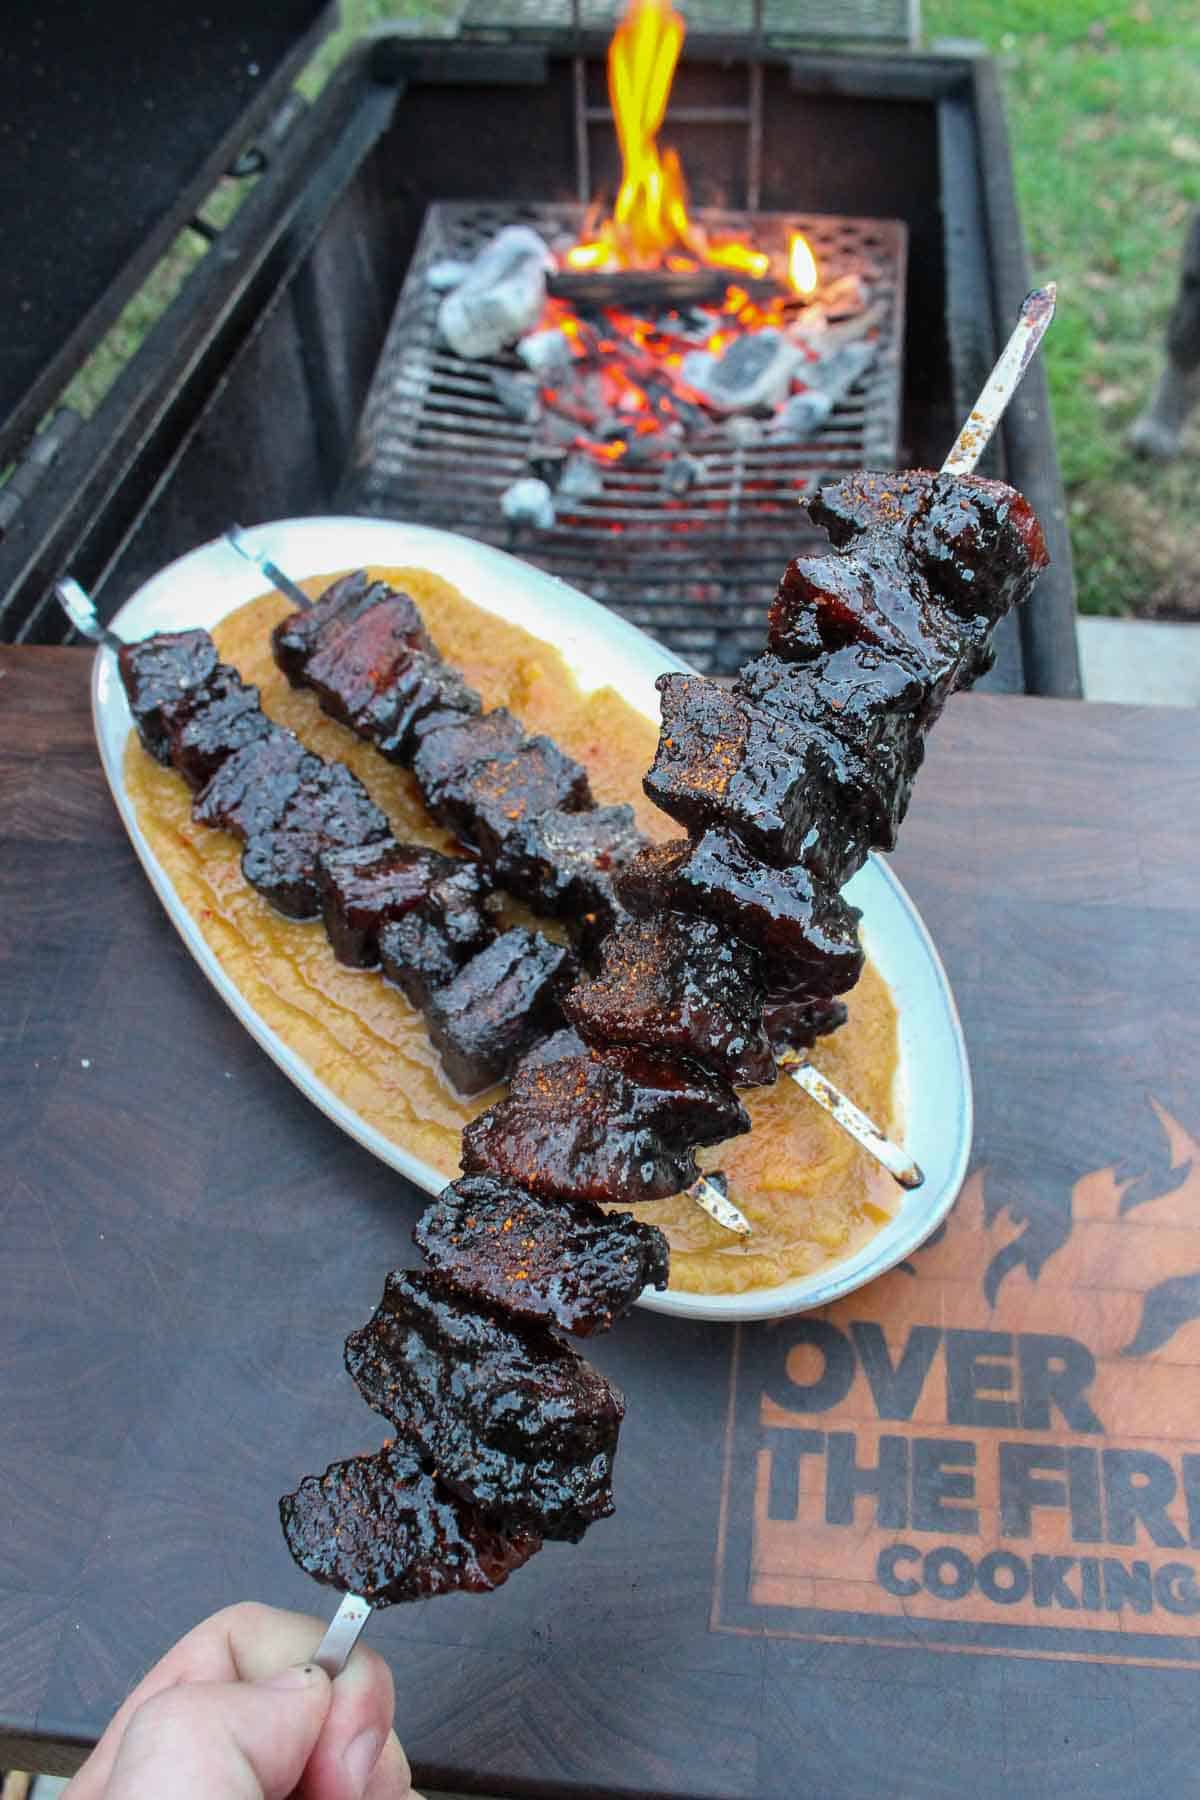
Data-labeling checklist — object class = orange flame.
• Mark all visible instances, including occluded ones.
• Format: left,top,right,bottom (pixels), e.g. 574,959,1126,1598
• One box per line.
788,230,819,298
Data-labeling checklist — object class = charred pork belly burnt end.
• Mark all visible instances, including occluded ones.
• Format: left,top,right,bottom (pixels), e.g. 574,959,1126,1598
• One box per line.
415,1173,670,1336
168,666,274,791
119,629,220,764
301,591,433,729
194,727,390,920
493,804,647,949
319,841,492,969
424,927,576,1093
763,994,849,1055
461,1047,747,1205
564,910,775,1088
616,831,863,1000
413,710,593,854
271,570,398,683
280,1439,541,1606
345,1270,625,1542
370,653,482,763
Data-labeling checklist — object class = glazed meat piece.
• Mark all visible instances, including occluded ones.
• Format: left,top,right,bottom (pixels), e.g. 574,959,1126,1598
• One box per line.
414,1173,670,1336
461,1047,748,1204
411,710,525,821
515,1025,589,1069
118,628,220,763
279,1439,542,1606
807,469,1049,623
319,841,490,969
302,591,435,730
416,721,594,856
763,994,849,1054
564,910,775,1088
194,727,390,919
493,804,646,948
380,911,465,1011
345,1270,625,1542
168,666,274,791
425,928,576,1093
616,830,863,1000
643,674,822,867
369,652,482,764
271,570,396,682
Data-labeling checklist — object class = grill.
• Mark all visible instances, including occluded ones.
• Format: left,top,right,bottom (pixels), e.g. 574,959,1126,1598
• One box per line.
345,201,906,673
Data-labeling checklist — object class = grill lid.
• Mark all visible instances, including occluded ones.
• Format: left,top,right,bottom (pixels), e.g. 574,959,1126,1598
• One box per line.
0,0,335,468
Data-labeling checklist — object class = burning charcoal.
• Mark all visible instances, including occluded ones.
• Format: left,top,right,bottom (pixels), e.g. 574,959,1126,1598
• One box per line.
318,841,485,969
527,445,569,488
663,453,704,496
168,665,273,790
726,416,764,447
820,271,870,318
461,1048,748,1205
769,389,834,442
426,257,472,293
805,340,877,403
616,829,864,1000
703,328,799,413
272,571,392,684
345,1269,625,1542
489,369,542,423
118,628,220,764
438,226,551,360
492,804,646,947
302,591,433,728
411,709,526,822
679,349,715,394
557,454,605,501
564,910,775,1088
500,477,556,531
517,326,574,381
280,1439,542,1606
414,1173,670,1336
425,927,576,1094
763,995,848,1055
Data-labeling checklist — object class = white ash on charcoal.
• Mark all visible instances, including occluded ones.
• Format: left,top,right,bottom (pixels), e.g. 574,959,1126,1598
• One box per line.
438,227,553,360
500,477,556,531
489,369,542,424
426,258,472,293
661,453,706,497
769,342,878,442
517,327,575,381
682,328,801,414
557,454,605,501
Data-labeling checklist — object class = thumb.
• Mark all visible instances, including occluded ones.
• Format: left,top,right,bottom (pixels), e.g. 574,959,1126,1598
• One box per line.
103,1662,333,1800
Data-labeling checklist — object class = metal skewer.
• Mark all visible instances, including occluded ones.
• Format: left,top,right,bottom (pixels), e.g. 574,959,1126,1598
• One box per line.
313,1591,372,1676
688,1171,751,1236
55,578,124,651
940,283,1057,476
226,523,315,612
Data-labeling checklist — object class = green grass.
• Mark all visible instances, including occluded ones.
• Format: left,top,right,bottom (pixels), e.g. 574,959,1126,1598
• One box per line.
41,1,1200,615
925,0,1200,614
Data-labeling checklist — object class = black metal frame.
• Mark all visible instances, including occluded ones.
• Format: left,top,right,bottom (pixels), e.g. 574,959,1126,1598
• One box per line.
0,34,1081,697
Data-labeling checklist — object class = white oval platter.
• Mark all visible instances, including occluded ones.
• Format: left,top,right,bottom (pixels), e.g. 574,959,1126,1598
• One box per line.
92,515,973,1323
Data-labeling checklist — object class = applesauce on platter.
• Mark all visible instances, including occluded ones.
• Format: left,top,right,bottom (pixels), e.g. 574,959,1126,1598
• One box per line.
123,565,900,1297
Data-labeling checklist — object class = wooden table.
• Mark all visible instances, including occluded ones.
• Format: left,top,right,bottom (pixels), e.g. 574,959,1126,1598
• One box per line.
3,648,1199,1796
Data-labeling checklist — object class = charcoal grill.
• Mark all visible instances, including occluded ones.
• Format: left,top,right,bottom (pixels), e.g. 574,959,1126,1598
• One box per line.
0,9,1081,697
347,202,906,672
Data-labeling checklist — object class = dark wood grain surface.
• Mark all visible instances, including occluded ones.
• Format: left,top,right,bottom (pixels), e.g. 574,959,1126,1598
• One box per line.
3,648,1200,1796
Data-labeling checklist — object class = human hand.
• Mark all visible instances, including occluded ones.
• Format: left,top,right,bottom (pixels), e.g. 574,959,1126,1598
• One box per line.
64,1601,419,1800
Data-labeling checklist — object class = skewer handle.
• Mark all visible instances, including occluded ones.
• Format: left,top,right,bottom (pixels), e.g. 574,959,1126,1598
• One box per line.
940,283,1057,477
55,578,125,651
312,1592,373,1676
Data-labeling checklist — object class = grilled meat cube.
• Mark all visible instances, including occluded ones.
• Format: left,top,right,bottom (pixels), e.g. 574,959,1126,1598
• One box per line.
764,994,849,1054
369,653,482,764
380,912,463,1011
644,674,823,867
168,666,273,791
515,1025,590,1070
192,727,312,840
425,928,576,1093
271,570,394,682
462,1047,748,1205
280,1439,541,1606
240,761,391,920
414,1173,670,1336
319,841,489,969
492,804,646,948
617,830,864,1000
769,548,993,724
302,591,434,728
345,1270,624,1542
427,736,594,857
564,910,775,1087
411,710,526,822
118,628,220,764
808,469,1049,623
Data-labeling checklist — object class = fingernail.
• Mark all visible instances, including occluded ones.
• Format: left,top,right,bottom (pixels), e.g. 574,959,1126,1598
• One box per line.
258,1663,325,1692
343,1727,383,1792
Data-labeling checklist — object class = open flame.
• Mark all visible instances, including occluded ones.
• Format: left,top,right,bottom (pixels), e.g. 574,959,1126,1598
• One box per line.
567,0,817,297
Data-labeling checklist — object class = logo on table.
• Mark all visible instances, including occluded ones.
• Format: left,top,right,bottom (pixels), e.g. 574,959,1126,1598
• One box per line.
713,1097,1200,1664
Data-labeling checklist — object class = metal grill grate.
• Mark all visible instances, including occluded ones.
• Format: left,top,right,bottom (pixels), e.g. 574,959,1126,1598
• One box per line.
457,0,921,47
345,201,906,674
